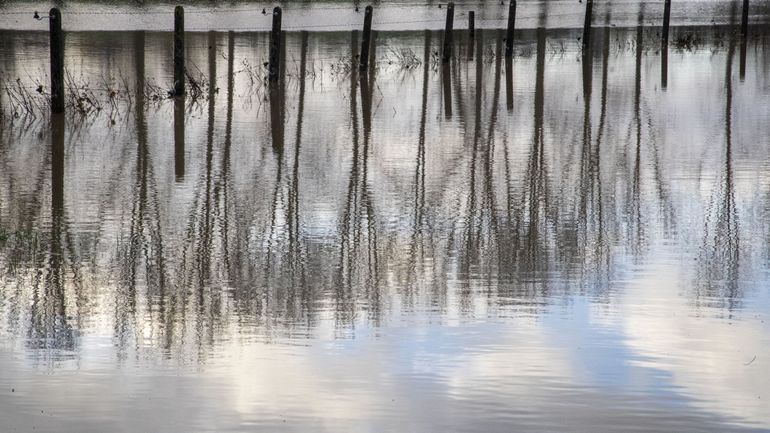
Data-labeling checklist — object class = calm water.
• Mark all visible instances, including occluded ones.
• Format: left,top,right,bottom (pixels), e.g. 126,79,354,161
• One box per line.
1,21,770,433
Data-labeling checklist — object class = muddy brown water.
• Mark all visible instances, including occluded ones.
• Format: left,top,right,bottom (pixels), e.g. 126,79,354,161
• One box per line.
1,22,770,433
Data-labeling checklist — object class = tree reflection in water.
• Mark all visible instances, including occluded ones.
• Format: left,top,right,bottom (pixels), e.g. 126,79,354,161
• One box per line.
0,27,767,358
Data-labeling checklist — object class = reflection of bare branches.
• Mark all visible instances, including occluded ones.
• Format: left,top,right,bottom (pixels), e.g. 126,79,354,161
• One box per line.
696,36,740,310
1,28,767,357
586,27,611,292
629,24,645,254
27,114,75,357
520,28,551,277
114,34,169,355
336,31,381,329
451,32,508,313
286,32,309,318
406,31,439,312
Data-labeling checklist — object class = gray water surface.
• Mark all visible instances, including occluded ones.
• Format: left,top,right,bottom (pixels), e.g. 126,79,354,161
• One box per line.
1,23,770,432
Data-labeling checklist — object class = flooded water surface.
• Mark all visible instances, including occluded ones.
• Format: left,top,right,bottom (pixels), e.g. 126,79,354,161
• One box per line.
1,14,770,433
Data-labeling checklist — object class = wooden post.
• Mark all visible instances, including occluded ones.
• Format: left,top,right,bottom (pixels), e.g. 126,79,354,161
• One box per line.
442,2,454,63
49,8,64,114
174,6,185,96
662,0,671,48
741,0,749,38
360,5,373,71
582,0,593,48
469,11,475,39
662,0,670,88
269,7,282,81
505,1,516,58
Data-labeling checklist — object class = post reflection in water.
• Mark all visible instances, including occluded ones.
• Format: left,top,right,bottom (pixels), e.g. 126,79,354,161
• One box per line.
524,26,547,276
505,56,513,111
740,31,747,81
33,113,75,353
442,61,452,119
174,98,185,180
0,27,770,433
695,31,741,308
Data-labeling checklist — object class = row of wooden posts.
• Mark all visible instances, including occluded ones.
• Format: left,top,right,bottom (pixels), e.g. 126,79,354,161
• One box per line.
46,0,753,114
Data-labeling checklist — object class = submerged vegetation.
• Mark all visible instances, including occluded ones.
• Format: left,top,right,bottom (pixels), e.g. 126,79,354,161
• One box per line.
0,69,214,123
0,25,752,125
385,47,422,69
673,31,704,51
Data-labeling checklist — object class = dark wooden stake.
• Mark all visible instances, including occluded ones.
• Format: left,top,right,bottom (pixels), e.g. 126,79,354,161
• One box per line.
269,7,282,81
662,0,670,88
662,0,671,48
442,2,454,63
49,8,64,114
582,0,593,48
174,6,185,96
505,1,516,58
741,0,749,38
469,11,475,39
360,5,373,71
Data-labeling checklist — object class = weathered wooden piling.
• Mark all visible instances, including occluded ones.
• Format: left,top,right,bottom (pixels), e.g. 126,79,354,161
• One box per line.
269,7,282,81
173,6,185,96
469,11,475,39
662,0,671,88
505,1,516,58
442,2,454,63
49,8,64,114
582,0,593,48
741,0,749,38
360,5,373,71
662,0,671,48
